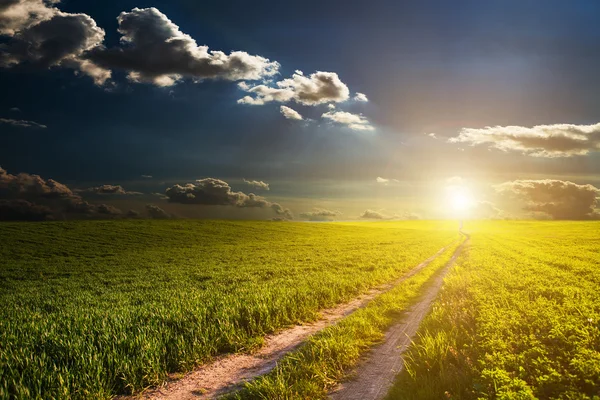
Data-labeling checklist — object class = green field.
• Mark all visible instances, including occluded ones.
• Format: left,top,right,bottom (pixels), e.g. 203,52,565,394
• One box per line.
1,220,599,400
229,237,465,399
0,220,458,399
387,221,600,399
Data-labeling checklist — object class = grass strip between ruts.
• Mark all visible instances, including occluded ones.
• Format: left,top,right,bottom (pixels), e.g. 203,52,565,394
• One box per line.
228,235,465,399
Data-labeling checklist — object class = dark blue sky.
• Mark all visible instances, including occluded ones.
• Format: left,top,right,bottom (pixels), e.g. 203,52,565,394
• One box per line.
1,0,599,205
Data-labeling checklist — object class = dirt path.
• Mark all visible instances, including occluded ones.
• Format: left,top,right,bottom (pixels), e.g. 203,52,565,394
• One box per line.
329,235,468,400
123,245,451,400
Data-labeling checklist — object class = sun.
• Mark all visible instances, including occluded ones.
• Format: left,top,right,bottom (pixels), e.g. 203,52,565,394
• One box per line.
450,189,475,212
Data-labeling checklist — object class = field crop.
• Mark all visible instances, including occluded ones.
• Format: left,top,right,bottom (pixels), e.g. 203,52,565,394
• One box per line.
0,220,458,399
230,235,465,399
387,221,600,399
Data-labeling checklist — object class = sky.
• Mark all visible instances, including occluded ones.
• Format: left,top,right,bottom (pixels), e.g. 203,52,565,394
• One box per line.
1,0,599,221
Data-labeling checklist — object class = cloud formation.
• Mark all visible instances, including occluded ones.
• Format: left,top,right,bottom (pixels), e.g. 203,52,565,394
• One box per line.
0,166,124,220
0,0,57,35
1,4,374,131
1,3,375,131
238,70,350,106
243,179,269,190
152,192,169,200
495,179,599,219
87,7,279,87
2,4,281,87
353,92,368,102
376,177,399,185
0,199,52,221
165,178,292,219
280,105,303,120
0,117,46,128
299,208,341,221
449,123,600,157
78,184,142,196
360,209,385,219
0,166,74,199
322,110,374,131
146,204,170,219
399,212,420,220
237,84,294,105
359,209,416,220
0,0,110,84
64,199,122,216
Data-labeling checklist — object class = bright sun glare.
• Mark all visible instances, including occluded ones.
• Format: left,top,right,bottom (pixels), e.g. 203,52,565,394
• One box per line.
450,190,474,212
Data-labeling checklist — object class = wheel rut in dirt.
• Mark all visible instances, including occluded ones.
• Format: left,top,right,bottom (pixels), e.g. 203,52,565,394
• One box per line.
121,244,452,400
329,234,469,400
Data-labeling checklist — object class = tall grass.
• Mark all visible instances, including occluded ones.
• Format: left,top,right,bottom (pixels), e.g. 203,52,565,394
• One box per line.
228,236,464,399
386,221,600,399
0,220,457,399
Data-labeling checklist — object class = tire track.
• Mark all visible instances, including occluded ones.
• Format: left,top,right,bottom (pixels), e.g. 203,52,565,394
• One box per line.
329,234,469,400
121,244,454,400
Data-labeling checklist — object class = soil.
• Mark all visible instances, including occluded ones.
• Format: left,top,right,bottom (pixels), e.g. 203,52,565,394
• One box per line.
122,245,451,400
328,236,468,400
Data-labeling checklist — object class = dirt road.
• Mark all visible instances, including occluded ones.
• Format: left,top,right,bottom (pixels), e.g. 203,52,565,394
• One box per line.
329,235,468,400
123,245,451,400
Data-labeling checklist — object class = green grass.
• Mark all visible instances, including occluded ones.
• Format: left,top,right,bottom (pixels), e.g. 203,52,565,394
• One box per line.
0,220,458,399
386,221,600,400
227,234,465,399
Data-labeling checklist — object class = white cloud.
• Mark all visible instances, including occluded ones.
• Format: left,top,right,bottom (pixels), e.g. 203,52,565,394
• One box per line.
238,70,350,106
0,1,110,84
348,123,375,131
0,0,57,35
376,177,399,185
237,85,294,105
243,179,270,190
322,110,374,131
449,123,600,157
353,92,368,102
75,59,112,85
427,132,437,139
87,8,279,86
280,105,303,120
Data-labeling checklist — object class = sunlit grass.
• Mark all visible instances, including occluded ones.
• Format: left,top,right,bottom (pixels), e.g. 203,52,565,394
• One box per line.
386,221,600,399
228,236,464,399
0,220,457,399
